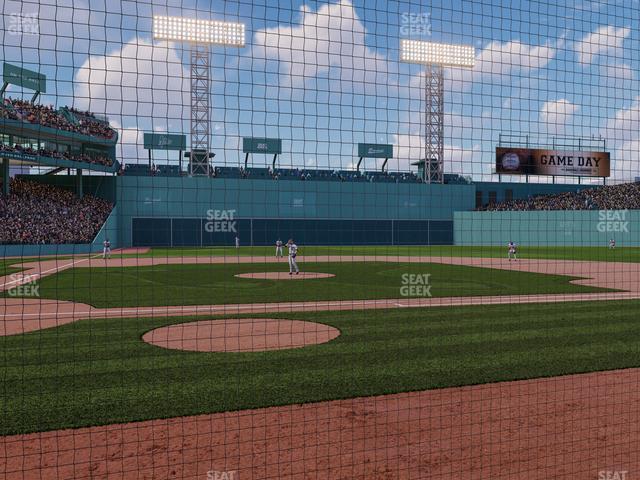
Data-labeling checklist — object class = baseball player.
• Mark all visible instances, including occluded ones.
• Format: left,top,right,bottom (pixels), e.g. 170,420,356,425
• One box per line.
609,238,616,249
287,239,300,275
102,238,111,259
275,239,284,259
508,241,518,261
235,236,240,249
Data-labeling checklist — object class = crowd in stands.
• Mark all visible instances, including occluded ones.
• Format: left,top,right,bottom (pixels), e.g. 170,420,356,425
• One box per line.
478,182,640,211
0,178,113,244
1,98,116,140
124,163,426,183
0,142,113,167
206,166,424,184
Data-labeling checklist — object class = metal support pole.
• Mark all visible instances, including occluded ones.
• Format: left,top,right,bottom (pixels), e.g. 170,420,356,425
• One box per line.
424,64,444,183
190,44,211,176
76,168,83,199
1,158,9,195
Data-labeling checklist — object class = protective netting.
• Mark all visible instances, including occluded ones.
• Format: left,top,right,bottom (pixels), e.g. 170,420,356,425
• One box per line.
1,1,639,479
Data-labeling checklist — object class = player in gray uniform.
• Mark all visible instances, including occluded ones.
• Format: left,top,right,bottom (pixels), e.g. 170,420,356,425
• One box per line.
508,241,518,261
287,239,299,275
102,238,111,259
275,239,284,259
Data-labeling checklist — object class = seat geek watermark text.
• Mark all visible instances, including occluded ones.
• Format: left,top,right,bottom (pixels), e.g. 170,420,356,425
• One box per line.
598,471,628,480
400,13,431,37
597,210,629,233
400,273,432,297
207,471,237,480
205,209,237,233
7,273,40,297
8,13,39,35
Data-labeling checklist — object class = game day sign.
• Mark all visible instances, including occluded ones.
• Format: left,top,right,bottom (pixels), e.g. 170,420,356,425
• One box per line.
496,147,610,177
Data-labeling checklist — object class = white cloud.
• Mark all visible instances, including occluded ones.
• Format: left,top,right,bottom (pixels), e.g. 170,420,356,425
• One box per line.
601,62,634,87
110,120,145,165
605,96,640,143
601,99,640,181
252,0,387,88
540,99,579,131
74,38,189,123
613,139,640,181
391,133,483,176
575,25,630,64
73,38,190,164
445,40,556,91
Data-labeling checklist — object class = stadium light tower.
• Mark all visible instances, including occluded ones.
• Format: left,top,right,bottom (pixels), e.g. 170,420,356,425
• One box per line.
400,40,475,183
153,16,245,176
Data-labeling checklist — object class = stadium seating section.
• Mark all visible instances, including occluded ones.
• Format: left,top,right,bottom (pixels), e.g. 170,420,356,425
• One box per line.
478,182,640,211
0,178,113,244
1,98,116,140
123,164,472,184
0,143,113,167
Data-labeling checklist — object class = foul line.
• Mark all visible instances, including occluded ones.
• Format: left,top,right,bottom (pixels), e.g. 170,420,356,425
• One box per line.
1,253,104,288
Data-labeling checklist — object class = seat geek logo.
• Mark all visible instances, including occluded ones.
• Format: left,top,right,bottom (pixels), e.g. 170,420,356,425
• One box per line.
205,209,237,233
207,471,237,480
597,210,629,233
598,471,628,480
400,273,432,297
400,13,431,36
7,273,39,297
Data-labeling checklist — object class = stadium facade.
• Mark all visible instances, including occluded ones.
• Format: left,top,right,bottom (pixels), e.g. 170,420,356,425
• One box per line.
3,171,630,257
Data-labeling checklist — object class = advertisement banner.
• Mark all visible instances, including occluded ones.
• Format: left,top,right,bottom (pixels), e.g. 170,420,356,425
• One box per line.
243,137,282,155
3,63,46,93
496,147,610,177
143,133,187,150
358,143,393,158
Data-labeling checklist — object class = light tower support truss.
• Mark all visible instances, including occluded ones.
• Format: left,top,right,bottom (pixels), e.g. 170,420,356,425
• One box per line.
190,45,211,176
424,64,445,183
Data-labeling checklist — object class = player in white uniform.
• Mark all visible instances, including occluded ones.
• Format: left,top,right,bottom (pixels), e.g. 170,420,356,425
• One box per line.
609,239,616,249
287,239,299,275
102,238,111,259
275,239,284,259
508,241,517,261
235,236,240,249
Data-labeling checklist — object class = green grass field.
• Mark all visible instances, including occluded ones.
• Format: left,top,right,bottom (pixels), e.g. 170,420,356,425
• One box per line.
0,262,21,277
120,245,640,262
0,258,44,277
2,300,640,435
14,261,612,308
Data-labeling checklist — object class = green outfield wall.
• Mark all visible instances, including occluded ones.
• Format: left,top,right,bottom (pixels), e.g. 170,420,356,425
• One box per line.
454,210,639,246
116,176,475,247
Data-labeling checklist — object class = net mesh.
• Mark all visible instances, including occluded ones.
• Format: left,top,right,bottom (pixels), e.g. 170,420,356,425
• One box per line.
1,1,639,479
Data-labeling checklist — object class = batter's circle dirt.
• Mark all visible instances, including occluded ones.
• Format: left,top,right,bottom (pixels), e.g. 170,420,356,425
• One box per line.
142,318,341,352
234,271,335,280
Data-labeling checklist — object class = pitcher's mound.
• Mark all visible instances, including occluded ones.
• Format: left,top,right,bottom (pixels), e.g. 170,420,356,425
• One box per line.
143,318,341,352
235,272,334,280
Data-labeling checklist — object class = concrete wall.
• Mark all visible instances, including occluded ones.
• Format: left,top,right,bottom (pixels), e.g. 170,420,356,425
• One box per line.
454,209,638,246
